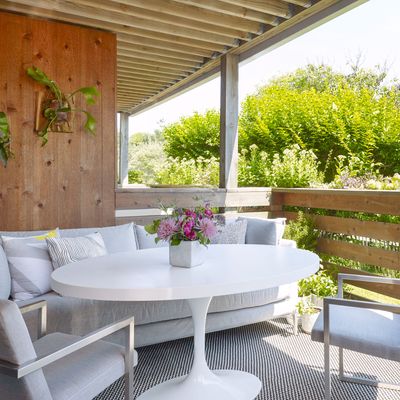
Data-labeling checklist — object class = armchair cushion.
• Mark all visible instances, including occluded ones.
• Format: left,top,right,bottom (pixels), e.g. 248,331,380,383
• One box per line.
312,305,400,362
34,332,135,400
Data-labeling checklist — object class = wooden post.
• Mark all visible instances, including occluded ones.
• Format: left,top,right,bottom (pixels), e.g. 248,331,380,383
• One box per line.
220,53,239,189
119,112,130,186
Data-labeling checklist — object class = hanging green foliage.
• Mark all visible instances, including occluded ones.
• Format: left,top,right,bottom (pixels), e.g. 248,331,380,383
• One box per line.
27,66,99,145
0,112,13,167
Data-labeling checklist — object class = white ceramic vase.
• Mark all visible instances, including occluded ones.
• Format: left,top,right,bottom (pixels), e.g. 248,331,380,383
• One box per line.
169,240,207,268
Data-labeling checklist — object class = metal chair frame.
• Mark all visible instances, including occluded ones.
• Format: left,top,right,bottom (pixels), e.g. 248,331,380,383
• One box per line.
0,300,135,400
323,273,400,400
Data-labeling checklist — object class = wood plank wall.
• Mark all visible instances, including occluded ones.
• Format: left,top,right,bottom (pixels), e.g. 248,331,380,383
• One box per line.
0,12,116,230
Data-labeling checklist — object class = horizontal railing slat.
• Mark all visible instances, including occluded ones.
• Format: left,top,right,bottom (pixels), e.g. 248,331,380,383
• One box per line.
317,238,400,271
284,212,400,242
115,187,273,210
275,188,400,215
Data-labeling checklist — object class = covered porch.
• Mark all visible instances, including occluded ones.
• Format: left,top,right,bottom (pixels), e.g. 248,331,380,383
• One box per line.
0,1,399,399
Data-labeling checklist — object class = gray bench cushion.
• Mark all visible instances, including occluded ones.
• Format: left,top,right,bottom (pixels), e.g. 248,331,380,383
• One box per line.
311,305,400,362
23,283,297,339
34,333,127,400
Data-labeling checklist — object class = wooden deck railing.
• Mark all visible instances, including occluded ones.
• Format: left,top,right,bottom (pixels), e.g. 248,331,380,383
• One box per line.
272,188,400,300
115,187,400,300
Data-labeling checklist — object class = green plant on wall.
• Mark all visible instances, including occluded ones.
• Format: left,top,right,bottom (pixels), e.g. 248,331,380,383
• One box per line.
0,112,13,167
27,66,99,145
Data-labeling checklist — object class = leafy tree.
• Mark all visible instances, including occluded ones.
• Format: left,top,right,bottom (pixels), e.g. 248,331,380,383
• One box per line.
239,64,400,180
162,109,220,160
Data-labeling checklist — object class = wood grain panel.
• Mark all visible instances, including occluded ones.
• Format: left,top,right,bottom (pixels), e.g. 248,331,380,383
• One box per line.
0,11,116,230
284,212,400,243
115,187,273,210
276,188,400,216
317,238,400,271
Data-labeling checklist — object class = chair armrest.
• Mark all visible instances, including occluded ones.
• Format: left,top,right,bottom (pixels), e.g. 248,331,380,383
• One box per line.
279,239,297,248
11,316,135,379
18,300,47,338
338,273,400,298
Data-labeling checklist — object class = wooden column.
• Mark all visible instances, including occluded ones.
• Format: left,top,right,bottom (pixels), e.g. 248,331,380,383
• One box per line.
219,53,239,189
119,112,129,186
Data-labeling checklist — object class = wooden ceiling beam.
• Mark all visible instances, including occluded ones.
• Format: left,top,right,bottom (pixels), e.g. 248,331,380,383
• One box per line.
117,42,206,63
118,57,195,73
118,88,159,95
117,34,213,57
284,0,312,7
117,49,201,68
220,0,291,18
71,0,254,39
109,0,264,33
117,73,176,85
117,65,186,80
117,80,166,90
118,63,189,77
173,0,279,25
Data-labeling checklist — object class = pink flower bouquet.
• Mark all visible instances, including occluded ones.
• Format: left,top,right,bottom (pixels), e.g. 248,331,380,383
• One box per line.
145,205,218,246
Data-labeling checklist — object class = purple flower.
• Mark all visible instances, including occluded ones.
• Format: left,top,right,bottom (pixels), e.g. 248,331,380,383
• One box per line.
199,218,217,239
204,208,213,218
157,218,178,241
185,209,197,219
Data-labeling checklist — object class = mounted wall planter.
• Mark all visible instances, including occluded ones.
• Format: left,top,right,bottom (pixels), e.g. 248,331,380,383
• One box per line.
27,66,99,145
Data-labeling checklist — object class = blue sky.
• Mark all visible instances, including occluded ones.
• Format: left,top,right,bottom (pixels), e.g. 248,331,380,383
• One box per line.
130,0,400,134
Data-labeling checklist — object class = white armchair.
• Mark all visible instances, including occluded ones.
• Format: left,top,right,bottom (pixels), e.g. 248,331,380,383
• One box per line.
311,273,400,400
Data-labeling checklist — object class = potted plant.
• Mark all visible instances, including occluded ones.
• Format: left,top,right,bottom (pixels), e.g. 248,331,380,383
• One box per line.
27,66,99,145
298,269,338,308
297,298,321,334
0,112,13,167
145,205,218,268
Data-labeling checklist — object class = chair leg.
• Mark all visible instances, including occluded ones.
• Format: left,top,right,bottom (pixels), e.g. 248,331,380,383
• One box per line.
338,347,400,391
292,311,299,336
339,347,344,380
124,321,135,400
324,341,331,400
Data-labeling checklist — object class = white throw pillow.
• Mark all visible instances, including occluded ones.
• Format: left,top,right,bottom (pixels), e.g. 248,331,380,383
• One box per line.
46,232,107,269
134,225,168,249
211,220,248,244
238,217,286,245
1,229,60,301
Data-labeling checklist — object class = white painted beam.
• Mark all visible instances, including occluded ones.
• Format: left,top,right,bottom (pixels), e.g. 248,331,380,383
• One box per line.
119,112,130,186
220,53,239,189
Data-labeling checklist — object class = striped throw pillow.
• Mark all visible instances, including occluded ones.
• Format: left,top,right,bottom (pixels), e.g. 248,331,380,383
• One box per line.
46,233,107,269
1,229,59,301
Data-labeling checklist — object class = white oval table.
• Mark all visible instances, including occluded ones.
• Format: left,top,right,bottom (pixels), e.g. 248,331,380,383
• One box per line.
51,244,320,400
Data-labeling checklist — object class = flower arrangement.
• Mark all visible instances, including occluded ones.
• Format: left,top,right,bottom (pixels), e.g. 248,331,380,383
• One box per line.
145,205,218,246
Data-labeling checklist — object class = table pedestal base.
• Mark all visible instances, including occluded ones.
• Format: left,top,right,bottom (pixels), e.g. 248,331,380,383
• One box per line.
137,369,261,400
137,297,262,400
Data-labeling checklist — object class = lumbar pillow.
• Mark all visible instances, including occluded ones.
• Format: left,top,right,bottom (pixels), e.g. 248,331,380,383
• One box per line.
211,220,248,244
46,232,107,269
1,229,59,301
238,217,286,245
135,224,168,249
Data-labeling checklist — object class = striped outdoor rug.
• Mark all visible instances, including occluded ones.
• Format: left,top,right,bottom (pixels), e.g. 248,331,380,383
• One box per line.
96,319,400,400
